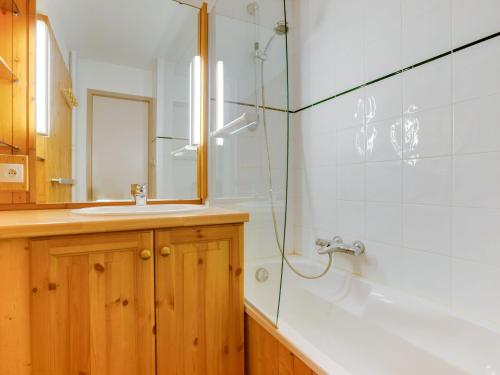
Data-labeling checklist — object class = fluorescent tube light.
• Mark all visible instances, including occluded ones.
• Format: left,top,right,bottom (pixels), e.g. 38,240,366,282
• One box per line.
216,60,224,146
189,56,201,146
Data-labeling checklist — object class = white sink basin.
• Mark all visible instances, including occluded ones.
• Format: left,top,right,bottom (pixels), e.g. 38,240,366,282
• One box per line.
71,204,209,216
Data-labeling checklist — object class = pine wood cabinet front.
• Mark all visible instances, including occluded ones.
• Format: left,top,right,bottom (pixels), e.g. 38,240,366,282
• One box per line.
29,224,244,375
155,225,244,375
30,231,156,375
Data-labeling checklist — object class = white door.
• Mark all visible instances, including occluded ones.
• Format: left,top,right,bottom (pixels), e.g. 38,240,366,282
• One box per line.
91,95,149,200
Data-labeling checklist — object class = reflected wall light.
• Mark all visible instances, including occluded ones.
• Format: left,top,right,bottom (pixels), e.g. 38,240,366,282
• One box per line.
171,55,201,157
190,55,201,147
216,60,224,146
36,19,50,135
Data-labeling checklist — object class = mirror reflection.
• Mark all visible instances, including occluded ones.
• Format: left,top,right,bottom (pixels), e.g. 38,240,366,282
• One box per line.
35,0,201,203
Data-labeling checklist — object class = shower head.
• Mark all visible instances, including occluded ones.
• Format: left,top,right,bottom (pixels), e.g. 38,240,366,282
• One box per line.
247,2,259,16
259,21,289,57
274,21,289,35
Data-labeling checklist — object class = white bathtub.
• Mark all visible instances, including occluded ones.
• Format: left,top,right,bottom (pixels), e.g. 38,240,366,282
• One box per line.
245,257,500,375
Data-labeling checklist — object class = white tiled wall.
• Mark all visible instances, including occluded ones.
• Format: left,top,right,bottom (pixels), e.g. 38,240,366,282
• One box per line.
290,0,500,326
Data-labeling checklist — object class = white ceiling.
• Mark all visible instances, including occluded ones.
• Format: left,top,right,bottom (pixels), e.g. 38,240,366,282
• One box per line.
38,0,200,70
212,0,287,29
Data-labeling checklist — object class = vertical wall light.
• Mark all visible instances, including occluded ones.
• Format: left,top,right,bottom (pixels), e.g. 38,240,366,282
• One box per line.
36,19,50,135
173,55,201,157
216,60,224,146
189,55,201,147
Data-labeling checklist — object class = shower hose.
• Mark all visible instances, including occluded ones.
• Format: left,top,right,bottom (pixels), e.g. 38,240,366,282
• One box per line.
260,62,333,280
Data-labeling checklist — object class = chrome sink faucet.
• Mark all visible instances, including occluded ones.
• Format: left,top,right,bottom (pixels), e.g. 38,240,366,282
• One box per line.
316,236,366,256
131,184,147,206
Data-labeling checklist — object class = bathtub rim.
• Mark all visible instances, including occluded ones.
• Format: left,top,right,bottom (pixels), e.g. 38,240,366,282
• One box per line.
247,255,500,335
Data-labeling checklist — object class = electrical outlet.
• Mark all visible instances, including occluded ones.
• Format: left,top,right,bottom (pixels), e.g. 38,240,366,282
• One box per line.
0,163,24,183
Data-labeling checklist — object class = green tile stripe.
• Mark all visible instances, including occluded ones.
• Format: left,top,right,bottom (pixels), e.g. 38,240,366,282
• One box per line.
212,31,500,115
211,98,289,113
293,31,500,114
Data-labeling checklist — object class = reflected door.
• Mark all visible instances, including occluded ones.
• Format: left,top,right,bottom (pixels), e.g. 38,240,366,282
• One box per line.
89,93,151,201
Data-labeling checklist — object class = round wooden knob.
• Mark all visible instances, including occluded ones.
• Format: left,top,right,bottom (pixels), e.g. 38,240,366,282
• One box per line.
140,249,152,260
160,246,172,257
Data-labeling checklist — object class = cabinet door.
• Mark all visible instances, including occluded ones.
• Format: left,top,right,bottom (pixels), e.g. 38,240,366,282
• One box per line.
156,225,244,375
31,231,155,375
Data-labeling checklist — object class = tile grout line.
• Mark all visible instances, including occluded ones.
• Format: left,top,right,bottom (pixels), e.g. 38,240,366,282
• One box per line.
335,148,500,166
365,237,500,272
336,198,500,212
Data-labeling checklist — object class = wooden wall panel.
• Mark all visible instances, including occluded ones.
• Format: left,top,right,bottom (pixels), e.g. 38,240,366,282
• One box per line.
27,0,36,203
0,0,72,206
0,0,33,203
0,5,14,204
44,16,72,203
35,15,72,204
12,0,29,203
0,239,31,375
245,314,318,375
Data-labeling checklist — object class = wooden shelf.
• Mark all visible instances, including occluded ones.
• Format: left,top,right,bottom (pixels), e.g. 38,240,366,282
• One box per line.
0,56,18,82
0,0,20,15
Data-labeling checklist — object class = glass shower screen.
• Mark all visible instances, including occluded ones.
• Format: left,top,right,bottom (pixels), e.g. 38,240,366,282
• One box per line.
209,0,291,324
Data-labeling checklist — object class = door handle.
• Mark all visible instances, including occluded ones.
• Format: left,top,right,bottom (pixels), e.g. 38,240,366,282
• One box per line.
140,249,152,260
160,246,171,257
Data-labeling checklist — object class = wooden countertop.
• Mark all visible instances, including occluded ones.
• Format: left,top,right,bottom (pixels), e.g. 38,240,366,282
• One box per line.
0,207,249,239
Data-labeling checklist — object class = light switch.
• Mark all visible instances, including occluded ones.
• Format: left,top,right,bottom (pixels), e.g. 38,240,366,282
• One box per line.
0,163,25,183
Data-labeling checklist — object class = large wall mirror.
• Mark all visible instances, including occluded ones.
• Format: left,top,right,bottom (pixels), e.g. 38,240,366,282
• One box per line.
34,0,207,205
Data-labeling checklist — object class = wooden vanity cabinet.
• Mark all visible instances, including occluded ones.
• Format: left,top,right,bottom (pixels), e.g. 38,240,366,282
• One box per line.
155,225,244,375
30,231,156,375
29,224,244,375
